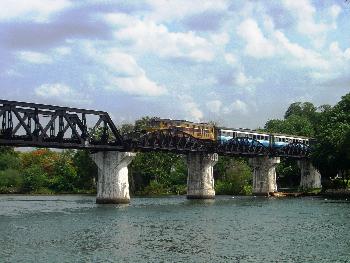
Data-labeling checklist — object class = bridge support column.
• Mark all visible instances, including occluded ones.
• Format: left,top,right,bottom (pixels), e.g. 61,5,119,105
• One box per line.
186,153,218,199
249,157,280,196
91,151,136,204
297,159,321,189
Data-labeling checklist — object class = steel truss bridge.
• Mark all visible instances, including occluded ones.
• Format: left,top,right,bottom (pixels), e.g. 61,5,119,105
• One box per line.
0,100,310,158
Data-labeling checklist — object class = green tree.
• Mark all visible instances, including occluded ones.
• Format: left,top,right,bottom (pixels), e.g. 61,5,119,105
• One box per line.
0,169,23,193
49,153,77,192
265,115,314,137
215,158,252,195
284,102,317,121
312,93,350,185
72,150,97,190
0,147,20,171
22,165,49,193
130,152,187,195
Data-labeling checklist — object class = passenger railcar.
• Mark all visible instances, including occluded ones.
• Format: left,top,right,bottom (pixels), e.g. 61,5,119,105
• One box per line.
146,119,310,148
218,127,309,148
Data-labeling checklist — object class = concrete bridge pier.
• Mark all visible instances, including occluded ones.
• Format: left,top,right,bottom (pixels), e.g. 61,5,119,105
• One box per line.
187,153,218,199
249,157,280,196
297,159,322,189
91,151,136,204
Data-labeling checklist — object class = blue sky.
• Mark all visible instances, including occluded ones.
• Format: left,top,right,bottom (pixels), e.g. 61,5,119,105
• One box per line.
0,0,349,129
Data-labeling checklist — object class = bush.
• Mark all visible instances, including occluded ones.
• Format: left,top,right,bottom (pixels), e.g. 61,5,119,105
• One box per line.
49,156,77,192
22,165,49,193
214,159,252,195
138,180,170,196
0,169,23,193
0,152,20,171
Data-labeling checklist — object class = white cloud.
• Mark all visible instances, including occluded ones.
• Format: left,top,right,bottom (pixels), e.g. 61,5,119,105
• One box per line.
234,70,263,93
17,51,52,64
108,75,166,97
210,32,230,46
206,99,222,114
178,94,203,122
329,42,350,61
35,83,91,104
83,45,167,97
274,30,329,70
106,14,215,62
236,16,329,71
330,5,341,20
282,0,339,47
224,53,238,66
53,47,71,56
0,0,71,22
345,49,350,60
283,0,326,35
237,19,276,58
145,0,228,22
223,99,248,115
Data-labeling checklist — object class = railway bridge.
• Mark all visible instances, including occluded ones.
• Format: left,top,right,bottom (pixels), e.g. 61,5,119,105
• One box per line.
0,100,321,203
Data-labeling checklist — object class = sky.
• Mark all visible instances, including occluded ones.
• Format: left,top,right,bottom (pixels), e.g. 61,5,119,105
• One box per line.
0,0,349,129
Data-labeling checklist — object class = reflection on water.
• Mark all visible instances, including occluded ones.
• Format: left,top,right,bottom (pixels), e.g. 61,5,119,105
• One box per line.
1,195,350,262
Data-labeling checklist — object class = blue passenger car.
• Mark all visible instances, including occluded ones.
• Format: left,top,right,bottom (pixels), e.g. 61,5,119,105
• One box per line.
217,128,309,148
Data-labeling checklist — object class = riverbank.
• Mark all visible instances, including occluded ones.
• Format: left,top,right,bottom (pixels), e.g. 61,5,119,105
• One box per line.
2,188,350,199
321,189,350,198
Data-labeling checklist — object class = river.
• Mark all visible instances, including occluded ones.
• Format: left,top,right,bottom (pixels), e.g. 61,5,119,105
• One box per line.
0,195,349,262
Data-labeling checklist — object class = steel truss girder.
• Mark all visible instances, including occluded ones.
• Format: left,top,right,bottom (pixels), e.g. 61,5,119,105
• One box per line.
274,142,310,159
0,99,124,150
217,137,270,157
129,129,211,154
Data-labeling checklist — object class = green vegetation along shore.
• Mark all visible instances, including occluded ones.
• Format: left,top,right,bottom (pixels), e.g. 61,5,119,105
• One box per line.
0,92,349,196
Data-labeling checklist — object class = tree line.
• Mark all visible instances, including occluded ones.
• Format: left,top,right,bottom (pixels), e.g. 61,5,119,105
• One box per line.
0,92,349,195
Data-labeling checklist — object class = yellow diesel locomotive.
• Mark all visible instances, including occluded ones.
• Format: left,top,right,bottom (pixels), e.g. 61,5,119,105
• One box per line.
147,118,216,141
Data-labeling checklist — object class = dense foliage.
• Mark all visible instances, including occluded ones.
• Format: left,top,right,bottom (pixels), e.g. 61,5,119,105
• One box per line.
311,93,350,187
264,93,350,189
0,148,97,194
214,157,252,195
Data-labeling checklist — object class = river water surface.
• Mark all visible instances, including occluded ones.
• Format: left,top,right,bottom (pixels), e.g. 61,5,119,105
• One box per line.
0,195,349,262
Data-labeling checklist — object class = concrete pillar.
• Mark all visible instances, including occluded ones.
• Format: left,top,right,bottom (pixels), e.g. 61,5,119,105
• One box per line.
91,151,136,204
249,157,280,195
297,159,321,189
187,153,218,199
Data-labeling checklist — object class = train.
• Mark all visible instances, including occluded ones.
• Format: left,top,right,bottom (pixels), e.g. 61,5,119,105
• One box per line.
146,118,310,148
